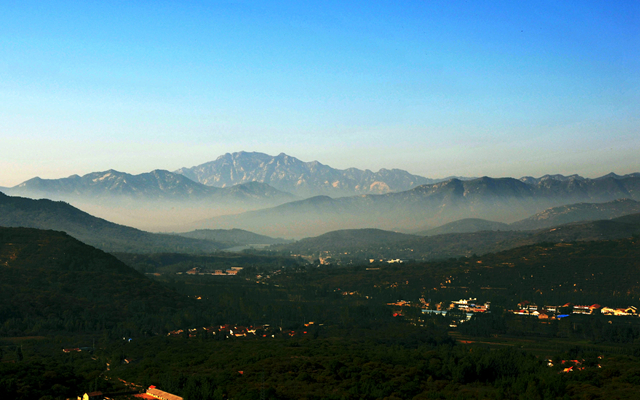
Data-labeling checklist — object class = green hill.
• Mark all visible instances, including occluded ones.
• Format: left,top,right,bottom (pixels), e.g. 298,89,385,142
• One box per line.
274,235,640,309
0,227,187,336
280,228,417,255
272,213,640,263
0,192,225,253
430,235,640,305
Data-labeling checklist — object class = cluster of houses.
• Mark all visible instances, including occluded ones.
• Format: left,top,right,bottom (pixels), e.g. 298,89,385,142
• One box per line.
181,266,243,276
545,357,604,373
62,346,92,353
418,298,491,326
413,297,640,323
166,322,317,339
513,301,638,319
369,258,410,264
73,386,183,400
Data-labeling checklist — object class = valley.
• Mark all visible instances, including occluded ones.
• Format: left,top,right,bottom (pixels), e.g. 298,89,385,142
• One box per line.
1,159,640,400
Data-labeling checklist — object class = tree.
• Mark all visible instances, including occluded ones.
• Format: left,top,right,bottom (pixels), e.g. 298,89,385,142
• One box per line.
15,345,23,362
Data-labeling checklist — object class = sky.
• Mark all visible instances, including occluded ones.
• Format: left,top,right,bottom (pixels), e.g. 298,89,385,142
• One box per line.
1,0,638,187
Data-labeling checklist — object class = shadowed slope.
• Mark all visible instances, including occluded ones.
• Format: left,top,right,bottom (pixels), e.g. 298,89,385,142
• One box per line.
0,192,224,253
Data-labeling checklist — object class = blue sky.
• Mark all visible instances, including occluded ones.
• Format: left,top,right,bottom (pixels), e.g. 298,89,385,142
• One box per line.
1,0,638,186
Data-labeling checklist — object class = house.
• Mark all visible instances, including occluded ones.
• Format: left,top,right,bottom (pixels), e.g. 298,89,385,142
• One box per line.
538,311,553,320
78,392,104,400
601,306,637,316
63,348,81,353
423,309,447,316
231,327,248,337
516,301,538,313
573,305,591,314
146,387,184,400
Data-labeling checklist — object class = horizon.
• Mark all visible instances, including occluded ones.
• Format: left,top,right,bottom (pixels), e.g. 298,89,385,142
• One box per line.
1,149,638,188
1,1,638,186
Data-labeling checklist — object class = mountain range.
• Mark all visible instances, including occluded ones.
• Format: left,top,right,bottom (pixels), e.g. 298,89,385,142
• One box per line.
519,172,640,185
3,168,295,205
193,176,640,237
1,168,297,230
2,151,639,236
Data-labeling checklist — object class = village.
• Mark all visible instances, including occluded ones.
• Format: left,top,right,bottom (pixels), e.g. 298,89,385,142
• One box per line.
181,266,243,276
386,297,640,324
165,321,318,339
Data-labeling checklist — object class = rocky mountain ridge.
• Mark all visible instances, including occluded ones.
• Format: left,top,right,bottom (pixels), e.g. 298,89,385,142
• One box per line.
175,151,448,197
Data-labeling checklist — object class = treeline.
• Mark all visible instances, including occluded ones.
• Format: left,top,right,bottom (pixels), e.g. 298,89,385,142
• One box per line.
113,252,301,274
459,312,640,344
266,214,640,264
0,338,109,400
109,324,567,400
265,236,640,310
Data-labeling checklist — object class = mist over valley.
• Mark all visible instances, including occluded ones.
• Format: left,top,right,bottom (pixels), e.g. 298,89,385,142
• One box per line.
3,151,638,238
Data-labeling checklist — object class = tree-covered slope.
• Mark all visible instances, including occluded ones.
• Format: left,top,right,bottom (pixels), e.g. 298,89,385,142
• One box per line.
271,213,640,263
277,228,417,254
0,227,187,336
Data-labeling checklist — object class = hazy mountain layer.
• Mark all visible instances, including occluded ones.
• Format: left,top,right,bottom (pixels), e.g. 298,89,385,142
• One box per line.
417,218,510,236
175,151,443,197
416,198,640,236
2,169,296,231
281,228,417,255
177,228,290,246
194,176,640,238
510,198,640,231
0,192,226,253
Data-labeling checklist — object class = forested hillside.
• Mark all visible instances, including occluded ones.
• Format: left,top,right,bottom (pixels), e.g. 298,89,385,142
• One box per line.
0,227,188,336
270,213,640,263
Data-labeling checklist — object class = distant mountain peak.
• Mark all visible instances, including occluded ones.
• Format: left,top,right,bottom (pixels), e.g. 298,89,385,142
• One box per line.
175,151,444,198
